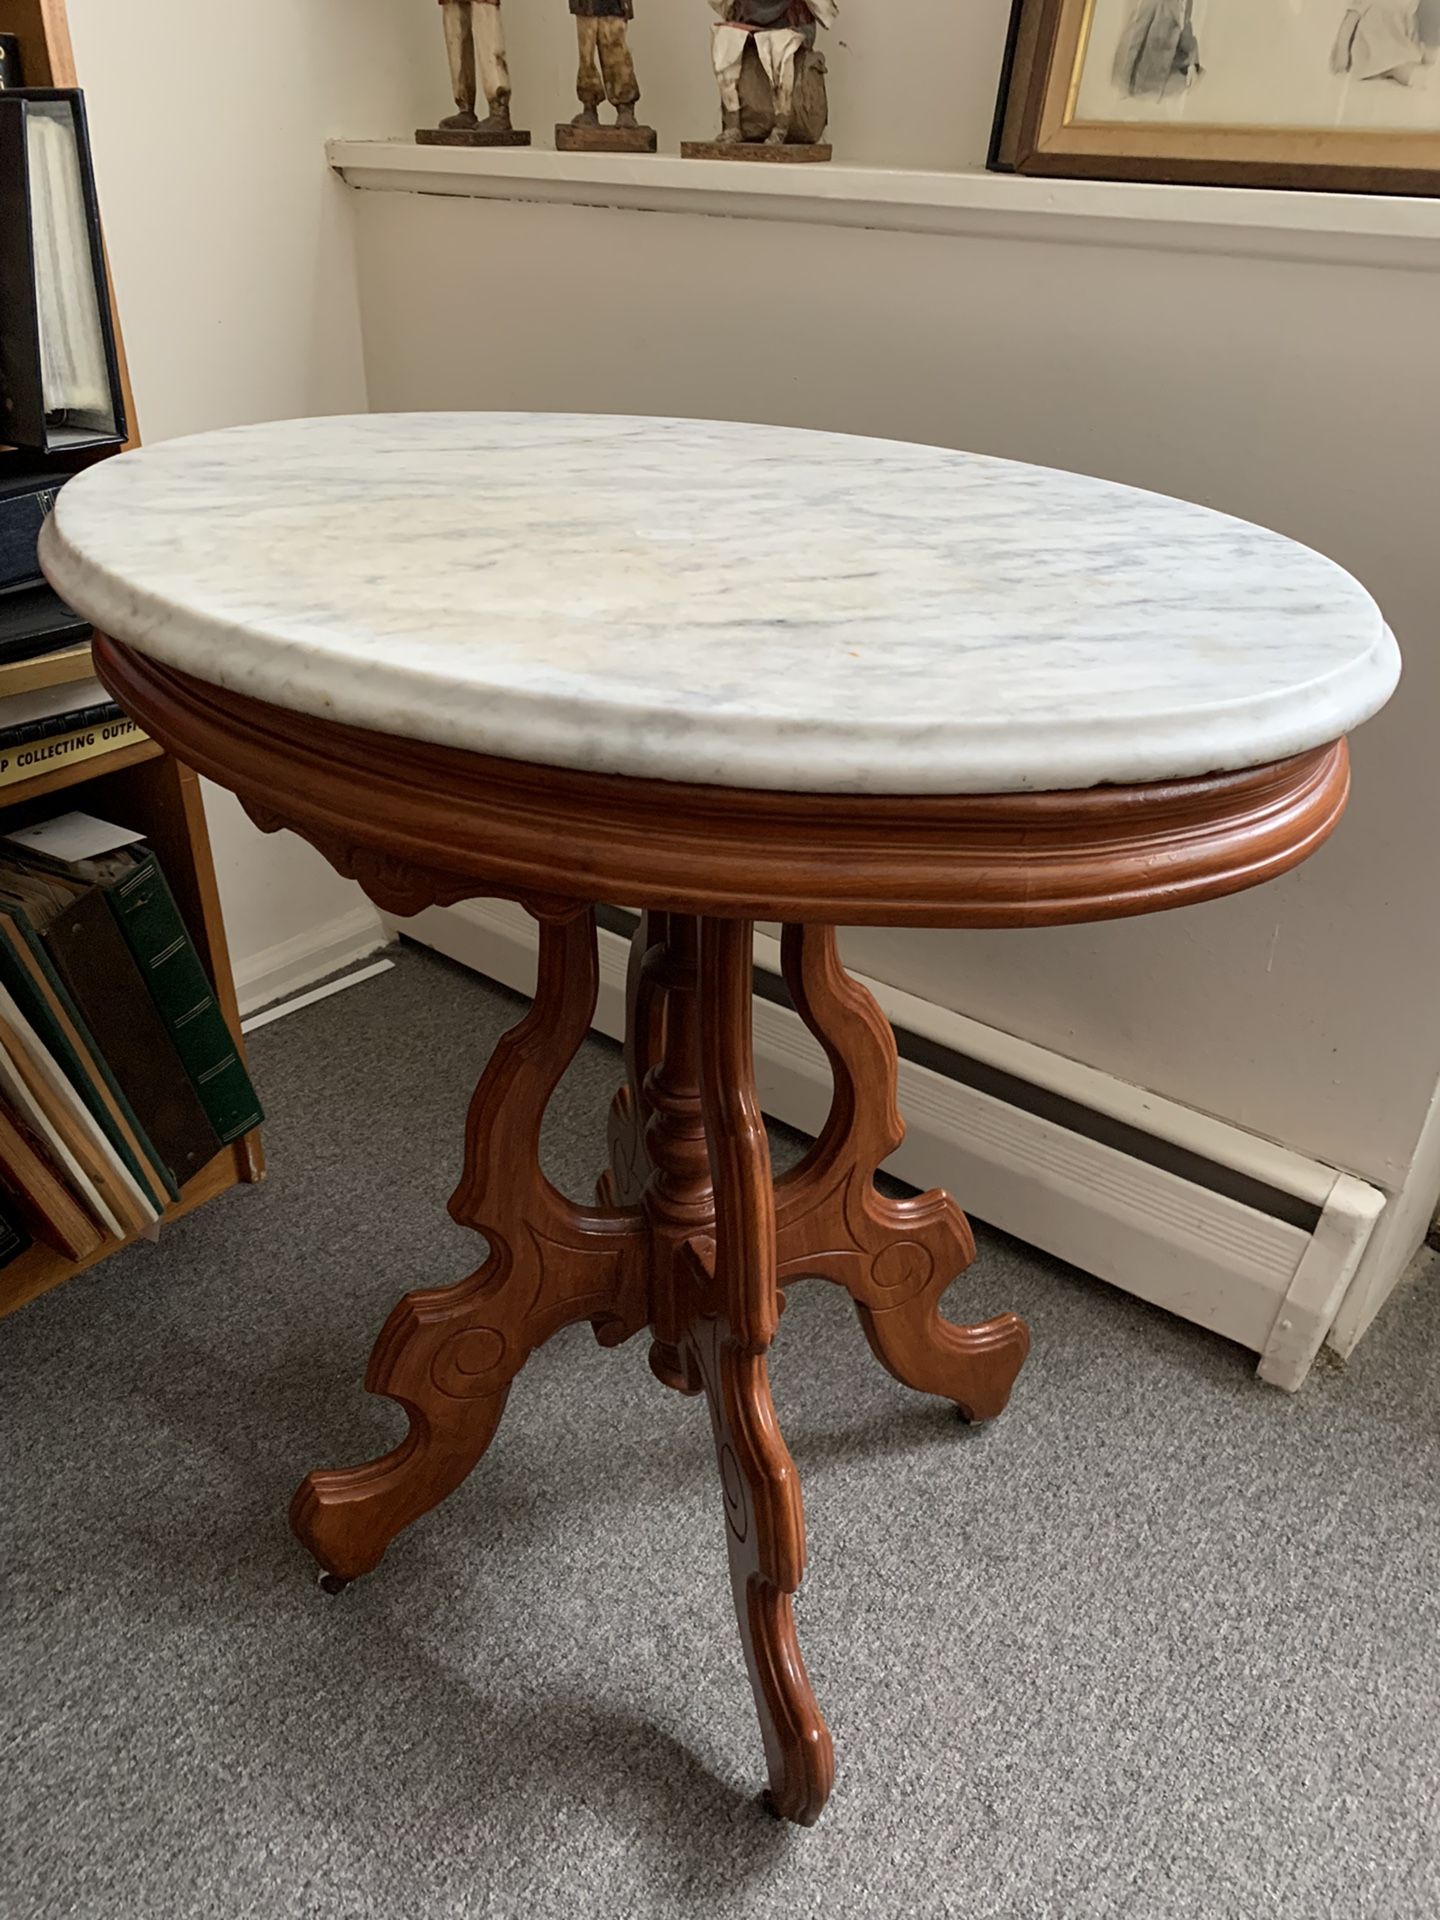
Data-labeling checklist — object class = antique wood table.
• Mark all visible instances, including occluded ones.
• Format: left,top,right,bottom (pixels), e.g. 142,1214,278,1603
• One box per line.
42,414,1399,1826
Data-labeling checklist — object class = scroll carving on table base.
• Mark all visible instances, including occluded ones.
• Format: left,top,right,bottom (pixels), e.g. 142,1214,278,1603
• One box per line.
289,909,650,1584
292,906,1027,1825
773,925,1030,1419
682,0,838,163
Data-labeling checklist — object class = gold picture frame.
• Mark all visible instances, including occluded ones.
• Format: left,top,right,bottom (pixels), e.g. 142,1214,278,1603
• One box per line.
993,0,1440,194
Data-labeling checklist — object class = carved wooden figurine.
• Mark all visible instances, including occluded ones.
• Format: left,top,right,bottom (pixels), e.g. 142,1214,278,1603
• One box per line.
417,0,532,148
556,0,658,152
683,0,838,162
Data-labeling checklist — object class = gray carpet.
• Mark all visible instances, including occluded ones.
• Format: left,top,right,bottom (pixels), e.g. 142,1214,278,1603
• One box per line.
2,942,1438,1920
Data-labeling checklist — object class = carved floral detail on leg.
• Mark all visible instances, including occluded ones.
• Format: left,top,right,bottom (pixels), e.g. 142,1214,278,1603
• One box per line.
597,912,670,1211
639,916,715,1396
290,908,648,1583
683,917,834,1826
773,924,1030,1423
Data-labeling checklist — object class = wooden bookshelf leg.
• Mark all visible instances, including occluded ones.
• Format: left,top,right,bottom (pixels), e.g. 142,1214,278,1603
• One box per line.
683,918,834,1825
290,907,648,1583
773,925,1030,1423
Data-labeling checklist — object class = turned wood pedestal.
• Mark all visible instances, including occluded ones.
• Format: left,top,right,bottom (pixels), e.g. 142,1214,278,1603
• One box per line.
91,634,1360,1827
298,905,1019,1826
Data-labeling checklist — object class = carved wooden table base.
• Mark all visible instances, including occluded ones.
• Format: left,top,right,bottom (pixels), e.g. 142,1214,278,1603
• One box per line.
90,640,1353,1832
290,907,1029,1826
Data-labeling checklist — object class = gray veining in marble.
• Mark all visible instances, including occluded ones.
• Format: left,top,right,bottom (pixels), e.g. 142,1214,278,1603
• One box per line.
40,412,1400,794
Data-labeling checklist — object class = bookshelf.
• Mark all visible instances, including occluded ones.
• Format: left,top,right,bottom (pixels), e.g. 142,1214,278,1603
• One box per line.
0,0,264,1318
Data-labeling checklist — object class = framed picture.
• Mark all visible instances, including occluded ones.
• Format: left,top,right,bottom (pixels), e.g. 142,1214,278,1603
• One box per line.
992,0,1440,194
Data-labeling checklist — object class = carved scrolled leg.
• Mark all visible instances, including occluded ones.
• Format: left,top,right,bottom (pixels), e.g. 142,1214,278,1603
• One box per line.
687,917,834,1826
291,907,648,1583
774,924,1029,1424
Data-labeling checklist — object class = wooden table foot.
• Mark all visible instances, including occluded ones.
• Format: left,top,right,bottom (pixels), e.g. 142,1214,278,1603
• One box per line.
290,1372,513,1584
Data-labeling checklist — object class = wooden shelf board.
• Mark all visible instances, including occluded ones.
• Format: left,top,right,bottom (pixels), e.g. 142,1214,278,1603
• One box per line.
0,0,79,89
0,642,95,699
0,735,162,811
0,1131,264,1318
328,139,1440,273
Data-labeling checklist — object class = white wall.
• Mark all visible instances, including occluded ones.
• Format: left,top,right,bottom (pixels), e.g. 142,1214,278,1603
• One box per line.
65,0,437,996
349,190,1438,1194
337,14,1440,1303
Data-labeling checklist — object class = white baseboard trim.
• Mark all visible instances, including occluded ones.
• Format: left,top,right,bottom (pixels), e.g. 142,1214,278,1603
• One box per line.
241,957,396,1034
388,900,1388,1392
235,904,393,1017
1328,1078,1440,1357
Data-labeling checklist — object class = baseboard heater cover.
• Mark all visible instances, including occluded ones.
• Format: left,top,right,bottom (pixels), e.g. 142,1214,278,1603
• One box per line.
387,900,1385,1393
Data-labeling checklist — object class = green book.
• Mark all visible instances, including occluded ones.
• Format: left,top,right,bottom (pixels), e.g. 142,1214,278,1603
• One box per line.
0,905,177,1207
0,815,263,1149
96,852,263,1147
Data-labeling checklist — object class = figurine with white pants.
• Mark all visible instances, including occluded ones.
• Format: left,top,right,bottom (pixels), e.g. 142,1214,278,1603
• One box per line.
419,0,530,145
705,0,838,149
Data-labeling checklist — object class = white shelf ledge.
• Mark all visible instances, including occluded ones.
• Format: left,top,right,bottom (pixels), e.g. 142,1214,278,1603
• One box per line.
327,139,1440,271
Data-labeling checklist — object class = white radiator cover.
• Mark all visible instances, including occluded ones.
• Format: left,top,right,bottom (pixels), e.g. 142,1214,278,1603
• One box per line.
387,901,1386,1392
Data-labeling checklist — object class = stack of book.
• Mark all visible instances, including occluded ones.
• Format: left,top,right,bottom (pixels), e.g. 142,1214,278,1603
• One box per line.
0,557,142,784
0,76,134,788
0,5,261,1314
0,449,144,788
0,810,263,1269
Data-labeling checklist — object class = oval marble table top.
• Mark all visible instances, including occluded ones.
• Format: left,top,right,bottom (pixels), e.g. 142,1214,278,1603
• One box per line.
41,413,1399,796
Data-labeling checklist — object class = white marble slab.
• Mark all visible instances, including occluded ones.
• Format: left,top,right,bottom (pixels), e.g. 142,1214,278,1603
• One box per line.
40,412,1399,795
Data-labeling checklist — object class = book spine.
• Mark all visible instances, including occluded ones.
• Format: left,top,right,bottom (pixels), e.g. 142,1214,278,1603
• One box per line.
0,582,92,663
0,908,178,1204
0,482,55,587
0,712,142,787
0,1096,104,1262
103,853,263,1147
42,888,221,1192
0,643,92,700
0,913,163,1208
0,1185,29,1269
0,698,120,750
0,1015,123,1240
0,982,153,1234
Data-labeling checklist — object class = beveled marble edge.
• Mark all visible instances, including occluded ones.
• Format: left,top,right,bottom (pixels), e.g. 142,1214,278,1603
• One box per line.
47,533,1399,795
38,413,1402,797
